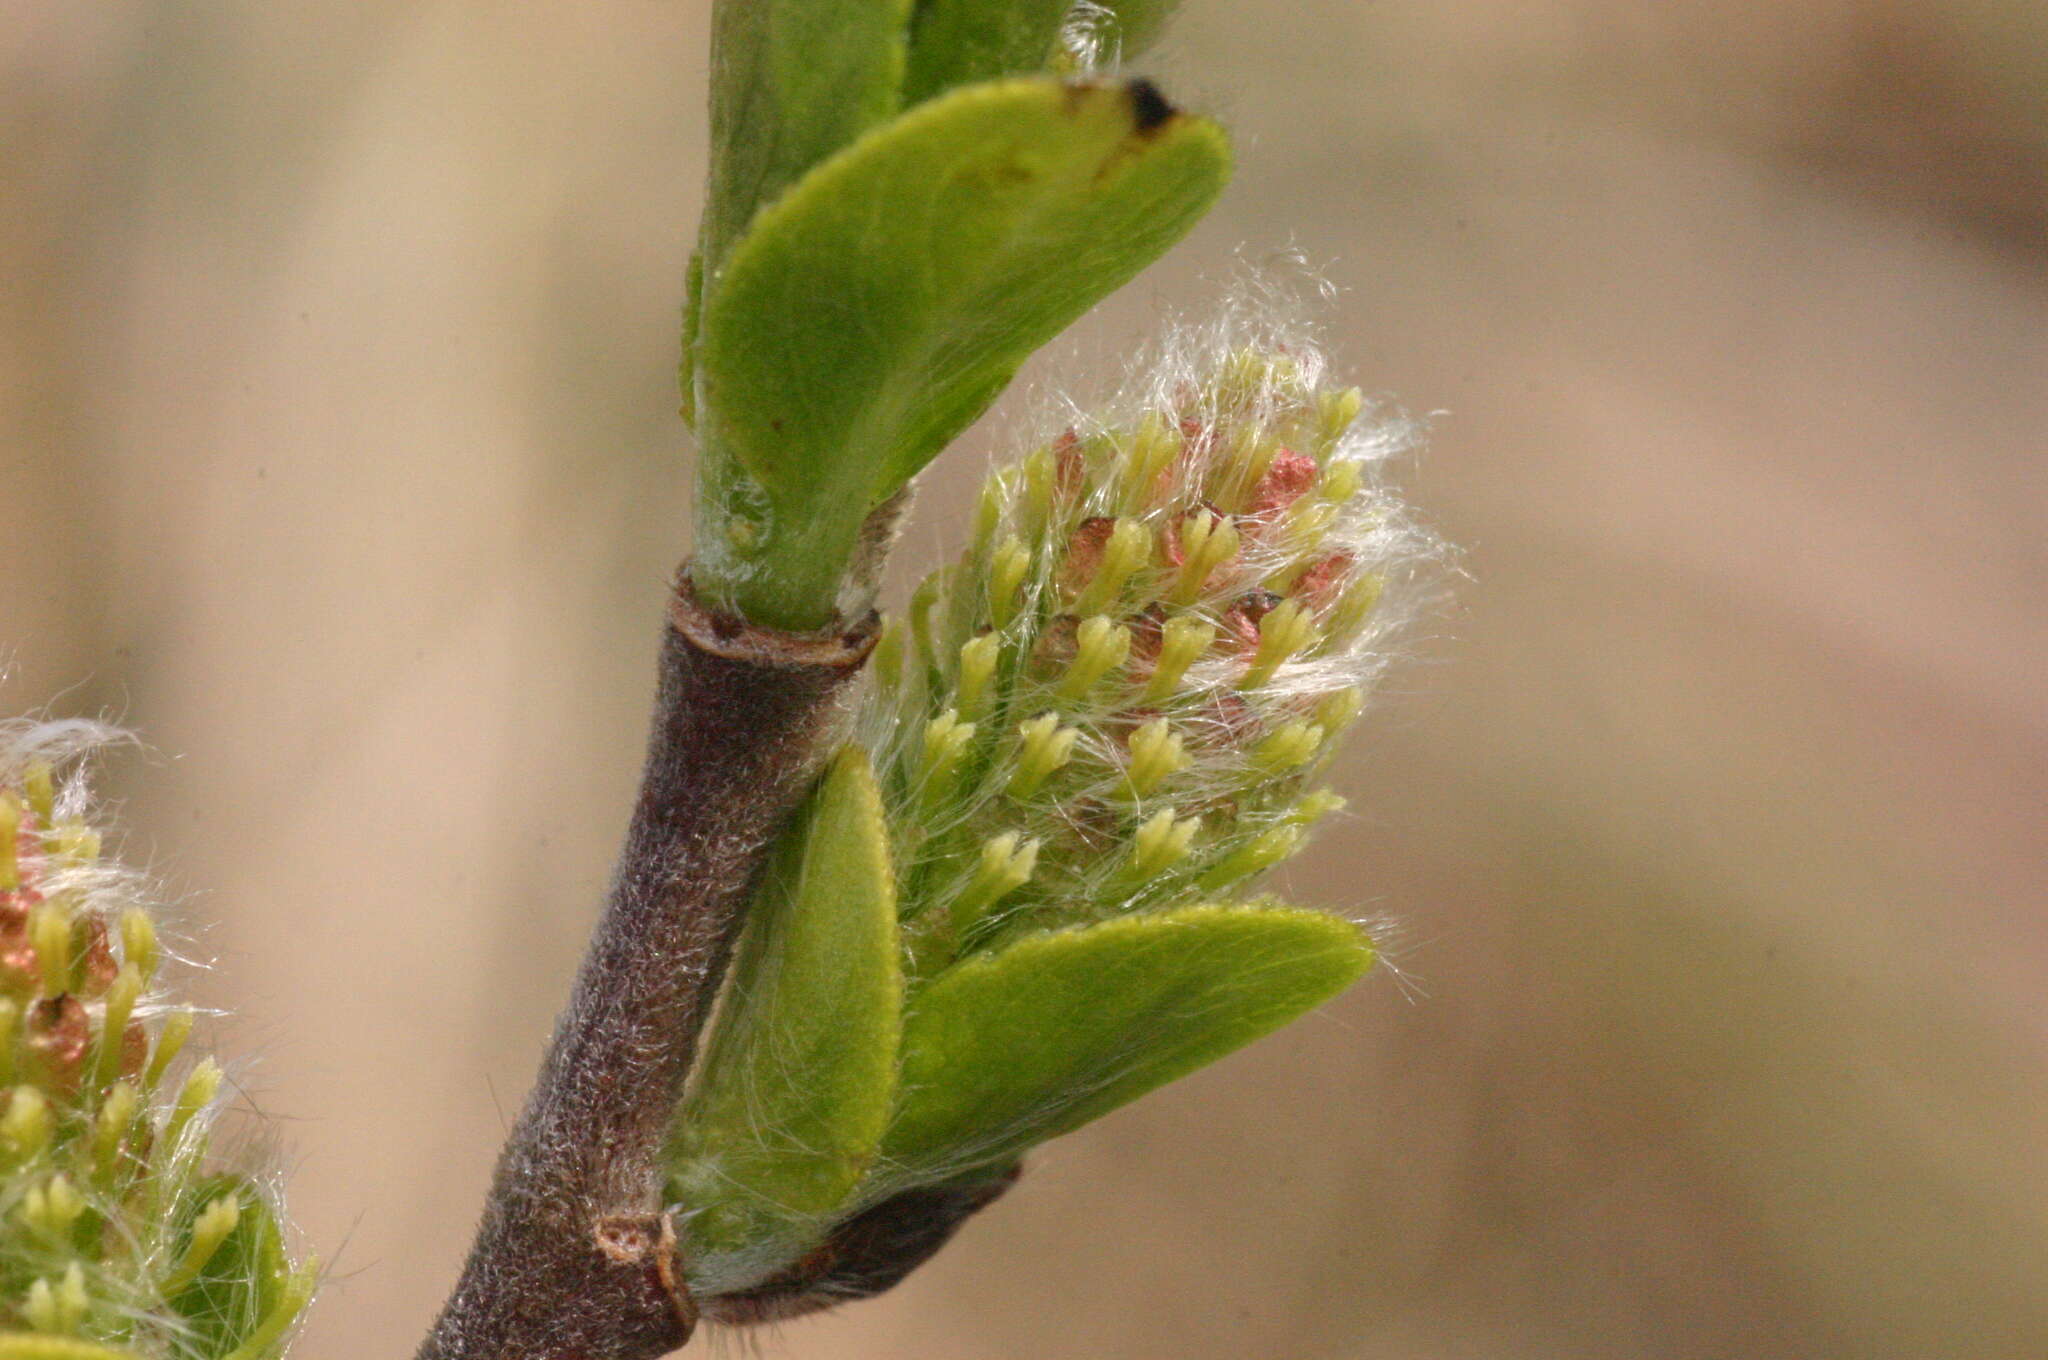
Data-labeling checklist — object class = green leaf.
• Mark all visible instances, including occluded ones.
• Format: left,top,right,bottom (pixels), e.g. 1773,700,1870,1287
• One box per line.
903,0,1072,106
667,747,903,1288
165,1176,295,1360
678,249,704,427
695,76,1230,629
877,903,1370,1180
700,0,914,278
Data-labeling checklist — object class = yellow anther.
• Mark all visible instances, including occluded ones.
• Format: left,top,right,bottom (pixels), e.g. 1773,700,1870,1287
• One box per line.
1240,601,1319,690
1218,347,1274,407
1280,498,1338,555
954,635,1000,721
29,904,71,996
1252,721,1325,774
907,571,948,669
917,711,979,815
973,472,1007,553
1317,386,1364,452
920,710,977,778
1317,458,1363,504
1022,445,1058,533
1119,411,1181,513
950,833,1039,933
23,1275,61,1334
1,1086,53,1166
218,1259,318,1360
1314,688,1364,735
163,1058,223,1156
21,1173,85,1238
1007,714,1079,800
24,762,56,825
95,964,144,1089
145,1009,194,1090
1125,719,1190,798
1055,617,1131,702
120,908,160,984
1070,518,1149,617
159,1193,244,1296
1167,511,1239,605
93,1081,138,1170
51,822,100,866
987,536,1032,630
1288,790,1348,827
1126,809,1199,878
0,791,21,890
1220,424,1279,512
1142,617,1217,705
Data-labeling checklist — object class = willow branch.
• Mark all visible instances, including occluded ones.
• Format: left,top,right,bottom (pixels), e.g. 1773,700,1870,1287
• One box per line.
417,573,875,1360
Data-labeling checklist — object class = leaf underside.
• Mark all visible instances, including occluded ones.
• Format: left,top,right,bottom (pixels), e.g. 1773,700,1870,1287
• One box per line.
666,748,903,1282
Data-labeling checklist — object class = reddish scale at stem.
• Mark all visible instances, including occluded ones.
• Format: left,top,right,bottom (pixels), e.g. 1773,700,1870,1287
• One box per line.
1058,517,1119,598
1127,605,1171,667
0,794,146,1084
1294,550,1356,606
1050,429,1088,502
0,808,50,997
1243,448,1318,519
1221,590,1284,650
25,995,90,1095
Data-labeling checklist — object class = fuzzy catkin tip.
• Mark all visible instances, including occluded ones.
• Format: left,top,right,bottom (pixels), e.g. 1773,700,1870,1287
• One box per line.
861,305,1446,980
0,721,311,1360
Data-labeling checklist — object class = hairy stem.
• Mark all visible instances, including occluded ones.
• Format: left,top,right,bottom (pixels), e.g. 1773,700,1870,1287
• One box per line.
417,573,875,1360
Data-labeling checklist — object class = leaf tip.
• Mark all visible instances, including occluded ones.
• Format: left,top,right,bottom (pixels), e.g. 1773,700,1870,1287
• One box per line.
1126,77,1176,135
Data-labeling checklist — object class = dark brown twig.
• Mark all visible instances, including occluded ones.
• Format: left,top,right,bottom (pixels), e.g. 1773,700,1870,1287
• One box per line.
416,573,875,1360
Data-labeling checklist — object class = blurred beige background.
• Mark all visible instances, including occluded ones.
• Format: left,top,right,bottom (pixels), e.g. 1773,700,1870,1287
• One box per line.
5,3,2046,1357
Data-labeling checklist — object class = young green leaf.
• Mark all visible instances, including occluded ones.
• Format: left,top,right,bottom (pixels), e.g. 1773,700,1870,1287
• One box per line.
666,747,903,1290
693,76,1230,630
700,0,914,278
902,0,1073,106
876,903,1370,1181
687,1,915,425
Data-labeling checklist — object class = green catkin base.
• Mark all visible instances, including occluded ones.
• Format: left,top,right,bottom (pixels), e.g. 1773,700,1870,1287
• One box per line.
0,728,311,1360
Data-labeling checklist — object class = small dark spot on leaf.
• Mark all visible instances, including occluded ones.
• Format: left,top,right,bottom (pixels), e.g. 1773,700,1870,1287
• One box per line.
971,155,1038,191
770,418,785,434
1128,79,1176,135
